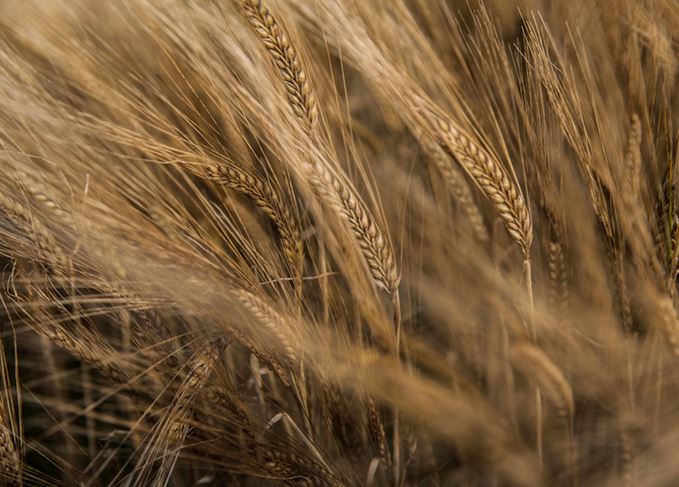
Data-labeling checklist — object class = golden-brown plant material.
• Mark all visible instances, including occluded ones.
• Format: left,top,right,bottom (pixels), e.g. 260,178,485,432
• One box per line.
367,397,390,467
0,191,69,270
240,0,399,296
623,113,642,197
233,288,298,366
168,337,228,437
0,0,678,485
239,0,318,130
657,296,679,357
206,163,304,298
258,445,345,487
309,160,401,295
12,169,75,227
136,337,229,485
424,107,533,255
41,324,131,385
421,139,489,243
510,343,574,418
547,240,568,315
618,424,636,487
226,325,291,386
0,410,20,486
613,256,634,332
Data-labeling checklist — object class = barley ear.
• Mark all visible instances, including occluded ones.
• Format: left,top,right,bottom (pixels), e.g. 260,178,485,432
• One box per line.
431,113,531,254
623,113,642,197
239,0,318,131
207,163,304,299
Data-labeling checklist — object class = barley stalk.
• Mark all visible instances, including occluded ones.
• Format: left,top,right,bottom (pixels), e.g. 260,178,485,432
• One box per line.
309,162,401,294
618,425,635,487
623,113,642,196
141,337,228,485
207,163,304,299
613,254,634,331
226,326,291,386
658,296,679,357
0,403,20,486
422,140,489,243
547,240,569,315
12,170,75,226
166,337,228,445
367,397,390,467
40,319,131,385
239,0,399,296
239,0,318,131
427,112,533,255
0,192,69,269
233,288,298,366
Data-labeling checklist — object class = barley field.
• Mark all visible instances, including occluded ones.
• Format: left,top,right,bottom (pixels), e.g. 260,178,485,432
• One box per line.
0,0,676,485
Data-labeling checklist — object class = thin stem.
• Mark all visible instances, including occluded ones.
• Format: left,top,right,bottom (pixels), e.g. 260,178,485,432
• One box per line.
392,290,402,487
524,256,542,465
523,257,536,339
